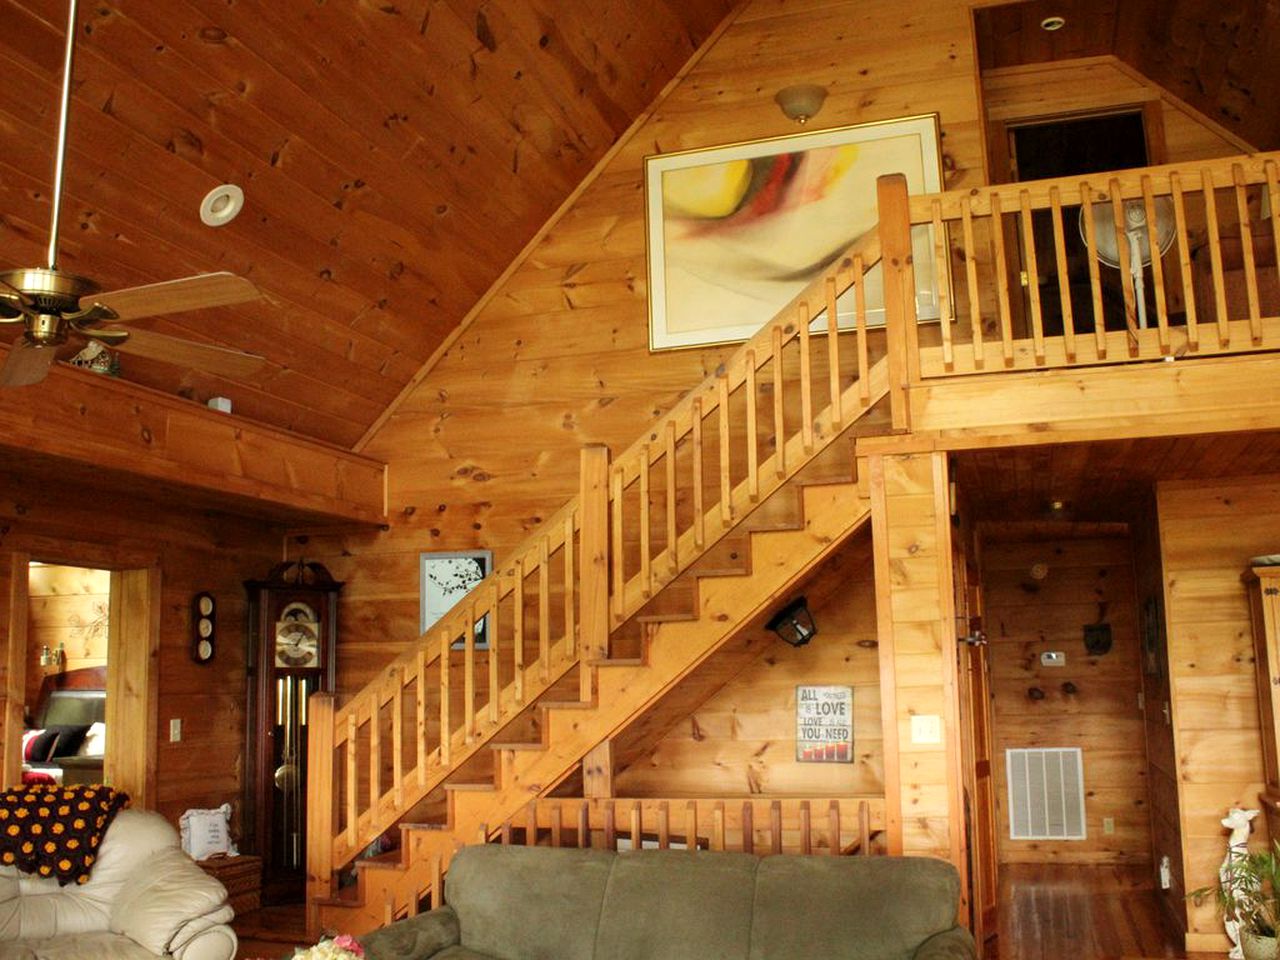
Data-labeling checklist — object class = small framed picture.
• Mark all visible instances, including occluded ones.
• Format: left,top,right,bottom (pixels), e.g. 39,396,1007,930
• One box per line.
420,550,492,650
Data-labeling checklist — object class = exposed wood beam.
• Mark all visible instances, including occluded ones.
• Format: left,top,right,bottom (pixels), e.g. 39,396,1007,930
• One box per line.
0,360,386,525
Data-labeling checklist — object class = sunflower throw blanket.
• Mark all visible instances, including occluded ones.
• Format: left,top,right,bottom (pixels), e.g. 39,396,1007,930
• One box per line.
0,784,129,885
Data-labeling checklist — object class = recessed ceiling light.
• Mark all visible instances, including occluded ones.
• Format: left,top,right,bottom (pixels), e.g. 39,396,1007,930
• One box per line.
1040,15,1066,31
199,184,245,227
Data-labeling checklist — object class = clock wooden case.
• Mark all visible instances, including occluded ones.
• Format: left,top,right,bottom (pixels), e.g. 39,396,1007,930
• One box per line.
243,560,342,905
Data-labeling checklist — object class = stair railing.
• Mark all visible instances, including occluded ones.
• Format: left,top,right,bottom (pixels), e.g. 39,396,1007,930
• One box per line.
906,150,1280,378
308,195,899,905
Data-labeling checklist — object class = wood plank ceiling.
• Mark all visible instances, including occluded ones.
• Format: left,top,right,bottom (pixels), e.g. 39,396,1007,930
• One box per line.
0,0,734,447
955,431,1280,525
974,0,1280,151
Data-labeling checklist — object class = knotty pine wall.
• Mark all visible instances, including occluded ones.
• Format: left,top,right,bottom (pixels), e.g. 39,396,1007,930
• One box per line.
309,0,989,697
26,564,111,709
613,534,883,798
0,470,280,828
983,536,1149,864
1157,476,1278,950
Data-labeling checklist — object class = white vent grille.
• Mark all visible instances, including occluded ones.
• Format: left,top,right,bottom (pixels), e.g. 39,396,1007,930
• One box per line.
1006,747,1086,840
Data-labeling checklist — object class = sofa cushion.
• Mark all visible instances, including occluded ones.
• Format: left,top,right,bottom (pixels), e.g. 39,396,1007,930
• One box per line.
0,931,157,959
431,949,500,960
447,845,613,960
748,855,962,960
593,851,758,960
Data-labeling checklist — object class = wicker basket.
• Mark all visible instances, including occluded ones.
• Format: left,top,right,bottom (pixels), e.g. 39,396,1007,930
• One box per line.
198,854,262,916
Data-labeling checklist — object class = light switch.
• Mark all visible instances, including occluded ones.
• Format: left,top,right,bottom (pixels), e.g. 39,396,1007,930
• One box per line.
169,718,182,743
910,714,943,745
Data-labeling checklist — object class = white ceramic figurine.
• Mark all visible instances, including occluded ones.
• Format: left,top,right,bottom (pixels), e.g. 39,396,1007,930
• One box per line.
1221,807,1261,960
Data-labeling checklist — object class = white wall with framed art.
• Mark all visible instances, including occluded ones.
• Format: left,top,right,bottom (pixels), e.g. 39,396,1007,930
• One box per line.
644,113,944,351
419,549,492,649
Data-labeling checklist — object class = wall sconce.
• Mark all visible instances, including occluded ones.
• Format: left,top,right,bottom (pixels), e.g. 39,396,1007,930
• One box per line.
774,84,828,125
767,596,818,647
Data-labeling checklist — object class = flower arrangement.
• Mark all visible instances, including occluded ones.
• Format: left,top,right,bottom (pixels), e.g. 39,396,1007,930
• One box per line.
300,937,364,960
260,935,363,960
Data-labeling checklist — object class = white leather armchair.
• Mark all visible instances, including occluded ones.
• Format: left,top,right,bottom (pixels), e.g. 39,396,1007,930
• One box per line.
0,809,236,960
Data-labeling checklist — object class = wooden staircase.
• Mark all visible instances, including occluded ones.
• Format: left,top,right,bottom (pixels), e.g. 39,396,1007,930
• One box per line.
306,216,900,938
317,477,872,931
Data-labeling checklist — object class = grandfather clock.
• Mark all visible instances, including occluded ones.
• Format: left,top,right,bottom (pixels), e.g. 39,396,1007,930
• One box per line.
244,560,341,905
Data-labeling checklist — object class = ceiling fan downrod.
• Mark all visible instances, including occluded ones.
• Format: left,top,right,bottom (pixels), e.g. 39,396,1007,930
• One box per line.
46,0,80,272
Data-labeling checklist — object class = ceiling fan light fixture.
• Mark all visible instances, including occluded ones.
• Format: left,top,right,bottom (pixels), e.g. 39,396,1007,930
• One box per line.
199,184,245,227
1040,15,1066,31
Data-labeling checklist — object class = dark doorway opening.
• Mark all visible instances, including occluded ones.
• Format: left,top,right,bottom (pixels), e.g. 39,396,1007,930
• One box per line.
1007,110,1177,336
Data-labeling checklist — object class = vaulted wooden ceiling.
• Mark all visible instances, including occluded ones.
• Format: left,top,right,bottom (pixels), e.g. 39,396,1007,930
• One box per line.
975,0,1280,150
0,0,734,447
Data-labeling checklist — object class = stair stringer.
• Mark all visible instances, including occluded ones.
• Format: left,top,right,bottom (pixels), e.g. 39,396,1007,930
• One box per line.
319,480,871,934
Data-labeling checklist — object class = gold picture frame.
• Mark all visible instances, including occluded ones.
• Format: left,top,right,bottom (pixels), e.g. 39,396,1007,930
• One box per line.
644,114,944,351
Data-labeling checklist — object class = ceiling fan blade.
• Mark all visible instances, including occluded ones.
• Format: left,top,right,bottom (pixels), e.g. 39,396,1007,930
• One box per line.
104,327,266,379
80,272,261,322
0,342,57,387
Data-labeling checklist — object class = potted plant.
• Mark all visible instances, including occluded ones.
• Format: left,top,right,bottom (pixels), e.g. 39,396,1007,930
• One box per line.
1191,839,1280,960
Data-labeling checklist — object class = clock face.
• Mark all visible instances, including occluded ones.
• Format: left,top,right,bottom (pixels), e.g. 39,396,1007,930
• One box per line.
275,601,320,668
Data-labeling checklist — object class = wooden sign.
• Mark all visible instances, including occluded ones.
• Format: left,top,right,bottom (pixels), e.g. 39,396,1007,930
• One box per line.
796,685,854,762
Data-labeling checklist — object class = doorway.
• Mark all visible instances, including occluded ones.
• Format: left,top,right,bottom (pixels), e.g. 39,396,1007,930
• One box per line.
994,109,1177,338
959,524,1175,958
23,563,111,786
3,552,158,806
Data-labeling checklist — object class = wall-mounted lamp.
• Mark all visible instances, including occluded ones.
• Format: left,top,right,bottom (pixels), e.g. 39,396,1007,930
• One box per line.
766,596,818,647
774,84,828,125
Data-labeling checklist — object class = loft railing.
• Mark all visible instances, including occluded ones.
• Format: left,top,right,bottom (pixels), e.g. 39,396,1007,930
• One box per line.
904,151,1280,377
489,796,886,856
307,217,895,902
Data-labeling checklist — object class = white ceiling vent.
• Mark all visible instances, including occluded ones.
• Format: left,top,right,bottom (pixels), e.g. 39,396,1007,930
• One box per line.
1006,747,1086,841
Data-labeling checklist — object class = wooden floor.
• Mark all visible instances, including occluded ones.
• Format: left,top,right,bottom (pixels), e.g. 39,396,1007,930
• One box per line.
233,904,309,960
989,863,1212,960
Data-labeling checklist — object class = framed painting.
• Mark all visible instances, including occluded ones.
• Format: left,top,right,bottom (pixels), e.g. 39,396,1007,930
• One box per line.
645,114,944,351
420,550,492,650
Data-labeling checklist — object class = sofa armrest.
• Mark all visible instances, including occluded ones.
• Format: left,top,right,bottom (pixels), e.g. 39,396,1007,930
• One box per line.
108,847,234,956
912,926,978,960
359,906,461,960
171,922,238,960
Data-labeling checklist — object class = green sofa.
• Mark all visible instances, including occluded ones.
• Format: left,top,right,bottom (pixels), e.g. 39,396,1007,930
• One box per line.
359,844,976,960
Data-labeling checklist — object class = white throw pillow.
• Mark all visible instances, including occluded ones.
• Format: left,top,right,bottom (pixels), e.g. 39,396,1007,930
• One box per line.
178,804,237,861
77,721,107,757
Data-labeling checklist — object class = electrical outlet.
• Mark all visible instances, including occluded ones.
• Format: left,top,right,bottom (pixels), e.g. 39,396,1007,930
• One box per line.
169,718,182,743
1159,855,1172,889
1103,817,1115,835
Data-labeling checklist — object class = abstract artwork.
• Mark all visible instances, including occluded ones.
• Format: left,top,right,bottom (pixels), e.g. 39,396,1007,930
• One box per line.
645,114,943,350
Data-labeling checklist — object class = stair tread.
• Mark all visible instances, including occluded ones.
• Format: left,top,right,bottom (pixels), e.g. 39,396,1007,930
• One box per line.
587,657,645,667
443,781,495,792
539,699,594,710
489,740,546,751
355,852,404,872
635,610,699,623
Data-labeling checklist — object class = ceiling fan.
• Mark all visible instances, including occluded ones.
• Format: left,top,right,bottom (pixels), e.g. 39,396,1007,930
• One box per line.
0,0,265,388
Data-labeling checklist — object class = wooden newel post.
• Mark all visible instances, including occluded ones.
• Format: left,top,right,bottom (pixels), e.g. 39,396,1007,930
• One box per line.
876,173,920,433
305,691,336,940
579,444,611,701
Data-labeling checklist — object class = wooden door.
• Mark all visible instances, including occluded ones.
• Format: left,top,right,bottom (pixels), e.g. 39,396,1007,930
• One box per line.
960,631,999,948
956,542,998,952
